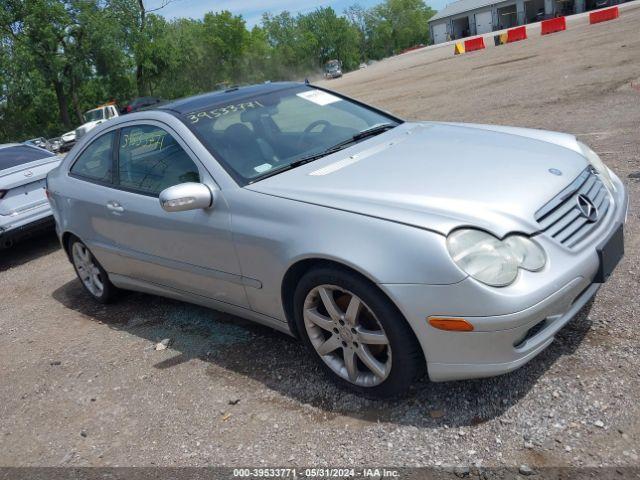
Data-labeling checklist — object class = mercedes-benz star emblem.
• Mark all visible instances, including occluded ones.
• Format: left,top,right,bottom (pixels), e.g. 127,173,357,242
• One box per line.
576,194,598,222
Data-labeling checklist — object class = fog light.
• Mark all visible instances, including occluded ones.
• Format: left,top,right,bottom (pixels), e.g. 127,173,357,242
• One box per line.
428,317,474,332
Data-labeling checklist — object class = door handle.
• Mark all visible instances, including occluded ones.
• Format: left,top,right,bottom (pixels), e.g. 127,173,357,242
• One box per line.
106,201,124,213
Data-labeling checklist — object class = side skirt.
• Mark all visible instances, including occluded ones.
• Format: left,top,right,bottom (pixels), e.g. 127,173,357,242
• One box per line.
109,273,294,337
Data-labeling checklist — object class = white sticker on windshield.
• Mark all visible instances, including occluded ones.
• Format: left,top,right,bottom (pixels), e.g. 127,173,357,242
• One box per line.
254,163,272,173
297,90,342,106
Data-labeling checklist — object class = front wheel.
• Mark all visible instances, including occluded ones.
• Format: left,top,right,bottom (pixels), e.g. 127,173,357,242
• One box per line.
69,238,117,304
293,267,425,398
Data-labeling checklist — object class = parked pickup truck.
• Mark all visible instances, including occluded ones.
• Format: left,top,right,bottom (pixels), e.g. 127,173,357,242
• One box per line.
75,103,120,141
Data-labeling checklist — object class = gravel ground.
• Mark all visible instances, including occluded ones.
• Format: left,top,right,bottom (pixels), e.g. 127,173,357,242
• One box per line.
1,4,639,471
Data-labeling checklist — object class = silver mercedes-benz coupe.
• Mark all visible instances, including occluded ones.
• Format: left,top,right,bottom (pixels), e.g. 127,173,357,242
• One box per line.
46,82,627,397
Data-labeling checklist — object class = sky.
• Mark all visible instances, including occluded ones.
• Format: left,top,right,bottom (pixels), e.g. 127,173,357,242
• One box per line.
148,0,447,28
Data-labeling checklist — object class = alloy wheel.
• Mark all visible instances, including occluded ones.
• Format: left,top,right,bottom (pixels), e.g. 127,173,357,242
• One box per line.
72,242,104,298
303,285,392,387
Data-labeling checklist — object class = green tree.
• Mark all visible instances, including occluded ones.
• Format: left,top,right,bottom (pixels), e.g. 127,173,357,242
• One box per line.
0,0,438,143
1,0,88,127
366,0,435,57
297,7,361,71
344,4,368,62
202,11,249,86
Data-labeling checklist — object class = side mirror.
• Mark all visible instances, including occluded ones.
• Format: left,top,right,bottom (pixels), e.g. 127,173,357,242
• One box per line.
159,183,213,212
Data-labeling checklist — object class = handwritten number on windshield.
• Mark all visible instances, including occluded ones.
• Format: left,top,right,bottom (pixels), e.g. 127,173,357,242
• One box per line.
186,101,265,124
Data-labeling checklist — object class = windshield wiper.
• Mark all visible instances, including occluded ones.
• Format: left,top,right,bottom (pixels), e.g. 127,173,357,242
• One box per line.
352,123,397,141
250,123,397,183
250,147,342,183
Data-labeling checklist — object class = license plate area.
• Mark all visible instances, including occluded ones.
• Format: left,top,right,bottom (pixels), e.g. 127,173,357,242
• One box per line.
595,224,624,283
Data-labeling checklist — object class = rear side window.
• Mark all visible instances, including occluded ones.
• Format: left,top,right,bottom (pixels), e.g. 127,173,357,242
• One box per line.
70,132,115,182
118,125,200,196
0,145,53,170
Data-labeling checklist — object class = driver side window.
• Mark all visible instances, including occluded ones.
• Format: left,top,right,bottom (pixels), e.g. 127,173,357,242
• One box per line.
117,125,200,196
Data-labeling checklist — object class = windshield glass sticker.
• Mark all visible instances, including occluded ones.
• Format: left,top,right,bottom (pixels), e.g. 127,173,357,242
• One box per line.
186,101,265,124
297,90,342,106
254,163,273,174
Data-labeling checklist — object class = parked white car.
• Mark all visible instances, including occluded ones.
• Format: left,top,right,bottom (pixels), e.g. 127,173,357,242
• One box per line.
0,143,61,248
59,130,77,153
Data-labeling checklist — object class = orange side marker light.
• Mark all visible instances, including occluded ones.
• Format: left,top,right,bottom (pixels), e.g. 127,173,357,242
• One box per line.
428,317,474,332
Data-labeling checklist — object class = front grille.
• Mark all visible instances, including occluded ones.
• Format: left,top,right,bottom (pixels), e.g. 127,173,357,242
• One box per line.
535,167,610,248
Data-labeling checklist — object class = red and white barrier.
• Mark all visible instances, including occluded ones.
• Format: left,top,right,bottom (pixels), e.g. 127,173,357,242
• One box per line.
450,6,622,57
541,16,566,35
590,6,619,24
464,37,485,52
506,26,527,43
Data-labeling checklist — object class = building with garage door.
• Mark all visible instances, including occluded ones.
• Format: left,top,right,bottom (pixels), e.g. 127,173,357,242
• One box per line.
428,0,623,43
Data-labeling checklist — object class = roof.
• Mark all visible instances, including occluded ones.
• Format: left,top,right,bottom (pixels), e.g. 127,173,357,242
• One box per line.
158,82,302,115
429,0,497,21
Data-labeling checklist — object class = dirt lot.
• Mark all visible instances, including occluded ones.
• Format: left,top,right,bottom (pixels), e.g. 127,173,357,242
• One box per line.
1,4,639,471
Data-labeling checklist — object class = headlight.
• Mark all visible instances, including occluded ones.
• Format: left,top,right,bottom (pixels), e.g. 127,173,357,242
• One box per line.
577,141,615,192
447,229,546,287
503,236,546,272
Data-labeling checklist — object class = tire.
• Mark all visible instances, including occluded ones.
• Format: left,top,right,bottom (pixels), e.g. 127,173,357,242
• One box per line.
293,266,425,398
68,237,118,304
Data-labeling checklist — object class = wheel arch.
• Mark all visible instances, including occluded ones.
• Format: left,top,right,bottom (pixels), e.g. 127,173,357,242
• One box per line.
280,256,418,348
60,231,80,261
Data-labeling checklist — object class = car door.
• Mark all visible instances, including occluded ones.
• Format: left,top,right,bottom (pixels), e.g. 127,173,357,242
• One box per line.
66,129,122,263
73,122,249,308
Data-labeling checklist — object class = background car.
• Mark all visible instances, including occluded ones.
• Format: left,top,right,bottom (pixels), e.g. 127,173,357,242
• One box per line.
0,143,61,248
24,137,53,152
59,130,77,153
324,60,343,79
121,96,163,114
47,137,63,154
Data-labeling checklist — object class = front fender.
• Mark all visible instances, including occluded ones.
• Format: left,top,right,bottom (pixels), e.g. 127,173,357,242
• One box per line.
227,189,466,321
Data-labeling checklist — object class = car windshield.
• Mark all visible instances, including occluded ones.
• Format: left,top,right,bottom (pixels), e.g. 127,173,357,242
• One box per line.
183,85,399,184
84,108,105,123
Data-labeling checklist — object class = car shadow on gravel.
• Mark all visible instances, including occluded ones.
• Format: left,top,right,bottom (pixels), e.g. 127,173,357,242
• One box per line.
0,229,59,272
52,278,594,428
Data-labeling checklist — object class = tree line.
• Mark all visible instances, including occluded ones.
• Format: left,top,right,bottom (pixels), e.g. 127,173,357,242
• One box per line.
0,0,435,143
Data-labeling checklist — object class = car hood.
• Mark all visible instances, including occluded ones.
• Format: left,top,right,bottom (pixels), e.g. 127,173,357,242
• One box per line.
246,122,590,236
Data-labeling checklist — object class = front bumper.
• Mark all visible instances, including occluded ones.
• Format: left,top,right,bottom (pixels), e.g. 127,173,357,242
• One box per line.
381,175,628,382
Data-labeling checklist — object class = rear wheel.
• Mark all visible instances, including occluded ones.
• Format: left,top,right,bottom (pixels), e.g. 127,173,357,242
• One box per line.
69,238,117,303
294,267,424,398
